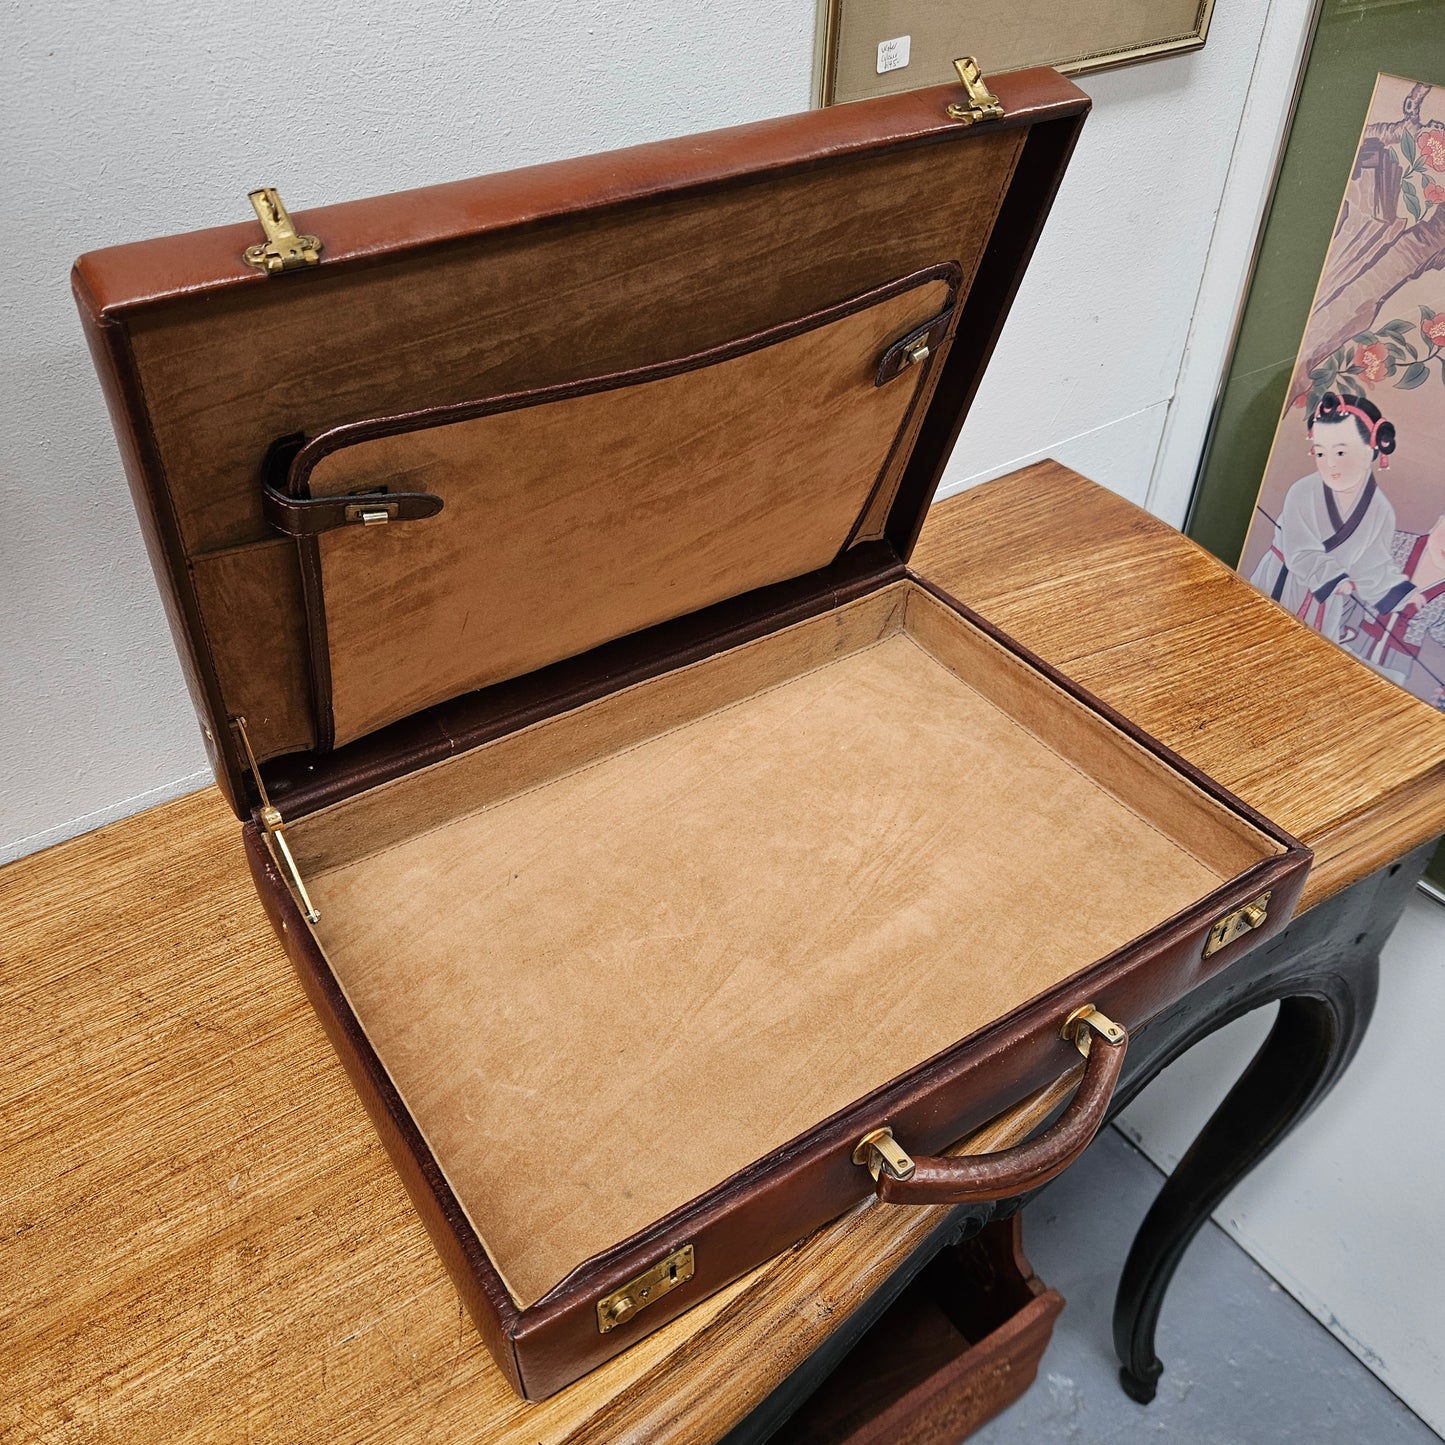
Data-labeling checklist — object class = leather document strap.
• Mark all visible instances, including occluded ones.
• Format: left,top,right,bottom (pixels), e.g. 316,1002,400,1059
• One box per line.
262,475,445,750
868,1018,1127,1206
262,481,444,537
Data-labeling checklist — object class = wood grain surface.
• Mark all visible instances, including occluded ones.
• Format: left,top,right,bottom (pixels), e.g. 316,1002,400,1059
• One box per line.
5,461,1444,1443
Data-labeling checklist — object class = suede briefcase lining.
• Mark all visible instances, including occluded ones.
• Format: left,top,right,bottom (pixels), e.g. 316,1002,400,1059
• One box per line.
296,270,959,749
289,580,1278,1307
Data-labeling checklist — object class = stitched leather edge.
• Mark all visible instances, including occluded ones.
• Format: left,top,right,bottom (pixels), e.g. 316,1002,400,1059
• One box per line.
285,263,964,476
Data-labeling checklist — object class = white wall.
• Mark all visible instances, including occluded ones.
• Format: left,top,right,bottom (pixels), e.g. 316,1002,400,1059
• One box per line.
944,0,1287,512
6,0,1445,1427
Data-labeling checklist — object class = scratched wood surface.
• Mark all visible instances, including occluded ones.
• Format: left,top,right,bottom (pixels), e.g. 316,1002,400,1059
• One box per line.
5,461,1445,1444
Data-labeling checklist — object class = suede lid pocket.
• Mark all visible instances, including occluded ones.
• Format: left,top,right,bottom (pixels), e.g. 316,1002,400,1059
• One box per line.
278,266,963,749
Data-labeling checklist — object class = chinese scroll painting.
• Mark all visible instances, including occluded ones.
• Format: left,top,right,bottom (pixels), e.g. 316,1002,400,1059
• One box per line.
1239,74,1445,710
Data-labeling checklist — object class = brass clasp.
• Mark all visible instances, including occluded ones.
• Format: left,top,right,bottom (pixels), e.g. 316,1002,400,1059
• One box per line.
243,187,322,274
1203,892,1272,959
946,57,1004,126
901,336,931,368
596,1244,695,1333
343,501,399,526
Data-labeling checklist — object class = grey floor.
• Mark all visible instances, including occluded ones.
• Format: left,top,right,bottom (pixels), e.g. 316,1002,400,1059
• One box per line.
970,1128,1438,1445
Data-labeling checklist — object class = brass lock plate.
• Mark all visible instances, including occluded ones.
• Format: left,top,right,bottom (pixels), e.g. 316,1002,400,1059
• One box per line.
1203,891,1272,959
596,1243,695,1334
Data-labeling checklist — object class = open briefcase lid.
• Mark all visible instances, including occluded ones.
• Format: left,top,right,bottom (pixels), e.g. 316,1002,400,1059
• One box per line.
72,64,1090,820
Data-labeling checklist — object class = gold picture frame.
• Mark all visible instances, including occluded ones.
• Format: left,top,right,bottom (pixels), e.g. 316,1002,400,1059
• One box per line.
814,0,1216,108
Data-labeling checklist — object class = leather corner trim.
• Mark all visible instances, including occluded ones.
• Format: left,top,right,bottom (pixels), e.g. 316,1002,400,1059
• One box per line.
262,481,444,537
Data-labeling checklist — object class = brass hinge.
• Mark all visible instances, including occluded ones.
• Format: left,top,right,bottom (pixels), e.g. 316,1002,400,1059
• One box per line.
596,1244,695,1333
230,715,320,924
1203,891,1272,959
242,187,322,274
947,57,1004,126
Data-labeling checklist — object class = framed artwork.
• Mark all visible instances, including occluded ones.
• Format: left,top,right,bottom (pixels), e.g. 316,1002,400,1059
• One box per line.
814,0,1213,108
1187,0,1445,897
1238,74,1445,713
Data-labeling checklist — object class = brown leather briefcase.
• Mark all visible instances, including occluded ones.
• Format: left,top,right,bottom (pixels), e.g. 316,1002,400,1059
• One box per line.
73,62,1309,1400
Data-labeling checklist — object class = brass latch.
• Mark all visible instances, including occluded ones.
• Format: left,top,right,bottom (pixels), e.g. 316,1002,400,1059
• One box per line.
1203,892,1272,959
851,1126,916,1183
230,715,320,924
901,336,931,368
243,188,322,274
344,501,399,526
946,57,1004,126
596,1243,695,1333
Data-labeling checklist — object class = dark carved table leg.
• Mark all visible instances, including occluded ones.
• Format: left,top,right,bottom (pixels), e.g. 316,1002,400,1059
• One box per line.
1106,842,1435,1403
1112,989,1372,1402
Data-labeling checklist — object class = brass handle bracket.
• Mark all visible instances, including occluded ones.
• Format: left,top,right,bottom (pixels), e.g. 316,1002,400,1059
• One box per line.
851,1126,917,1183
1061,1004,1126,1057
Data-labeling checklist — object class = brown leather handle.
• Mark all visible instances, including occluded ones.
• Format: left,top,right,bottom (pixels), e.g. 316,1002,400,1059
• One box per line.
864,1009,1127,1206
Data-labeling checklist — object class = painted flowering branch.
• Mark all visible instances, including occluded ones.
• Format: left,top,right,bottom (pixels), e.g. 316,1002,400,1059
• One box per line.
1306,306,1445,412
1401,126,1445,223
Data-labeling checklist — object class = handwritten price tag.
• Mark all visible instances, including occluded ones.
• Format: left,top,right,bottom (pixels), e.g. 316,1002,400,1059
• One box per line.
876,35,911,74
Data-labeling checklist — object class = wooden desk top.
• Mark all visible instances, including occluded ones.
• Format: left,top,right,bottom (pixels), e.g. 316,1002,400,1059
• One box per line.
6,462,1445,1443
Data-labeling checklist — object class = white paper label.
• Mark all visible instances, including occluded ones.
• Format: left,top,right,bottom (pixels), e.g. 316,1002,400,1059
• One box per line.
876,35,911,74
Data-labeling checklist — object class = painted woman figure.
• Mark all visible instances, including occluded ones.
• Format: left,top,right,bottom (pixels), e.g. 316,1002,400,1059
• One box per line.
1352,516,1445,691
1250,392,1413,641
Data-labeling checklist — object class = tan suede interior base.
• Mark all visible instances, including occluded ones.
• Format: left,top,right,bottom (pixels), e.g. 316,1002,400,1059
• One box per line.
291,581,1279,1307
